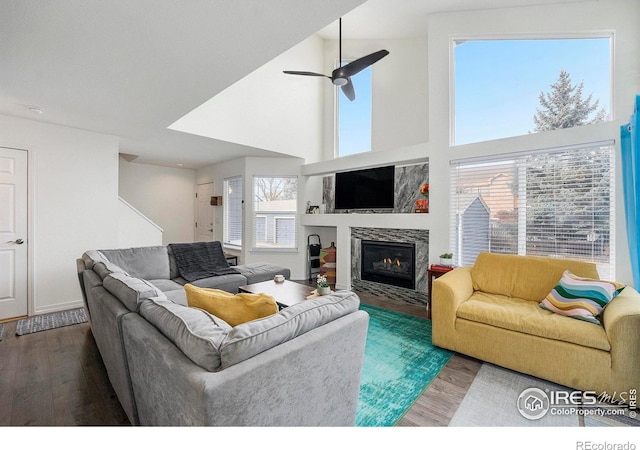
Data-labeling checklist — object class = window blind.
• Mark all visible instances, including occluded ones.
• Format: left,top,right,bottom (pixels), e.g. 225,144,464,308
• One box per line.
223,177,243,248
450,141,615,279
253,176,297,249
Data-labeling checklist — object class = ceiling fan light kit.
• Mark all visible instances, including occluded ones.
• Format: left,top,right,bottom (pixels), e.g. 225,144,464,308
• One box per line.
283,18,389,101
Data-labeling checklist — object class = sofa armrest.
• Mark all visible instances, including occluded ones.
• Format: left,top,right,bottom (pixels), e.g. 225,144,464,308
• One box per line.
602,285,640,393
431,266,474,349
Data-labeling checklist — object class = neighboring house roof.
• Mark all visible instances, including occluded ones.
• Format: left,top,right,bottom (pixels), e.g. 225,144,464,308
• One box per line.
453,194,490,215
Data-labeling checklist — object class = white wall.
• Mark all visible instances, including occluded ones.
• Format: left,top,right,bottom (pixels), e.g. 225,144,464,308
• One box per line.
322,37,429,159
304,0,640,288
0,114,119,314
119,158,196,245
171,35,326,163
118,198,163,248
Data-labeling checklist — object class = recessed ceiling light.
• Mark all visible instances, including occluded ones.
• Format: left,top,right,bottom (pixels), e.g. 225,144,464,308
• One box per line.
27,106,44,115
176,163,184,167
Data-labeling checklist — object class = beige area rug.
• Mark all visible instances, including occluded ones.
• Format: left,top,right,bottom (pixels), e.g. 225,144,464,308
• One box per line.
449,363,638,427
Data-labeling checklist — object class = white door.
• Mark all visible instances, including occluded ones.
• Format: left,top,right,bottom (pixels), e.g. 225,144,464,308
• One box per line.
0,148,28,320
195,183,214,242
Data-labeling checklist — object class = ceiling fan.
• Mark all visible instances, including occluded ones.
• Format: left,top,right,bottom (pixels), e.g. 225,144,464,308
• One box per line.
283,18,389,102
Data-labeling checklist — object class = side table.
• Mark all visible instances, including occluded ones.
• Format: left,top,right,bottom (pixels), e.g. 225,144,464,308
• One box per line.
224,253,238,266
427,265,454,320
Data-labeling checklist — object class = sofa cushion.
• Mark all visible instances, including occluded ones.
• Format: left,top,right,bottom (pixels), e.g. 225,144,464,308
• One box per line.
539,270,626,325
471,252,600,302
148,278,184,293
81,251,128,279
93,261,129,280
219,290,360,369
185,273,247,293
234,263,291,284
164,289,188,306
99,246,170,280
185,284,278,326
456,291,610,351
103,273,165,312
139,297,232,372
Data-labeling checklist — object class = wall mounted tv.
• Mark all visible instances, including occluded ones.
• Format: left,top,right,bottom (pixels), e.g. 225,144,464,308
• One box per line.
334,165,395,210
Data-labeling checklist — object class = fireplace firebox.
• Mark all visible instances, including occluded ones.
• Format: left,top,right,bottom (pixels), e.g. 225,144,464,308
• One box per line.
360,240,416,290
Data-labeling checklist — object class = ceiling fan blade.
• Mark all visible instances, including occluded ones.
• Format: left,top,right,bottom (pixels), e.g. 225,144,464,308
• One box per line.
283,70,330,79
339,49,389,78
341,78,355,102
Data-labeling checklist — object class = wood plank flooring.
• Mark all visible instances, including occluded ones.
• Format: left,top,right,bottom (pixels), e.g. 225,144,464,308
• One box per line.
0,319,130,426
0,286,479,426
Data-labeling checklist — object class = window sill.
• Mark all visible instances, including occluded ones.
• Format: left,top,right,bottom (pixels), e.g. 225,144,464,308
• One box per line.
250,247,299,254
223,244,242,253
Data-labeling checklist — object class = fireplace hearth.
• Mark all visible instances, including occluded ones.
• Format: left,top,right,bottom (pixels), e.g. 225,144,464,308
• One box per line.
361,240,416,290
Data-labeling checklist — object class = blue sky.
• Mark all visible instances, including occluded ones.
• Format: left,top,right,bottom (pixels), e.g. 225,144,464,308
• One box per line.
338,66,372,157
454,37,611,145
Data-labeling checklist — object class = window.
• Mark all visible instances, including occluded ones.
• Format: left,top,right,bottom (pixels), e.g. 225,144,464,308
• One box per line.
450,141,615,279
223,177,243,248
452,36,612,145
253,176,297,249
337,63,372,157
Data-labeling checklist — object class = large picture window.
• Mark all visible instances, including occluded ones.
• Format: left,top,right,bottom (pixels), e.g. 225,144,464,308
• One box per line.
253,176,297,249
337,63,372,157
452,35,612,145
223,177,243,248
450,141,615,279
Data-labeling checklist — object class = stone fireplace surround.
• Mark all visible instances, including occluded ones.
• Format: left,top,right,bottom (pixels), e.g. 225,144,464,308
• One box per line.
351,227,429,307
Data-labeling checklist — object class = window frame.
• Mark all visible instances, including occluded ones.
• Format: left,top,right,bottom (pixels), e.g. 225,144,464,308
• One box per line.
449,140,616,279
223,176,243,250
335,59,373,158
252,175,298,252
449,32,615,147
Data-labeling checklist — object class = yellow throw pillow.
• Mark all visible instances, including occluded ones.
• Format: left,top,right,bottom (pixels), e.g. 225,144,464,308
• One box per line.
184,284,278,327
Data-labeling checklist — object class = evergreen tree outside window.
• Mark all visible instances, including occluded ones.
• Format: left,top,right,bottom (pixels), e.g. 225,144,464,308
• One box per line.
533,69,608,131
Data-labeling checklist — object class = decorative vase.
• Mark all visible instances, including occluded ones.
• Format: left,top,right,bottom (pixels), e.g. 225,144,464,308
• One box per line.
319,242,337,285
318,286,331,296
440,257,453,266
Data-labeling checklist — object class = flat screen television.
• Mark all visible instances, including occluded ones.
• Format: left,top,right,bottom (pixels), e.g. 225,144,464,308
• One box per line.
334,165,395,210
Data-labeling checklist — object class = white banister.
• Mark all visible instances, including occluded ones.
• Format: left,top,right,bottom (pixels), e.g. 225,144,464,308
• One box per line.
118,197,163,247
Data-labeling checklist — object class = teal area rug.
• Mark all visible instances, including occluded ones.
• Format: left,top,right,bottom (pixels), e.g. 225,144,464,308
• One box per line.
356,303,453,427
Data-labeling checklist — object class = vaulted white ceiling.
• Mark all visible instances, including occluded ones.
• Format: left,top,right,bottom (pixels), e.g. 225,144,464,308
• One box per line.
0,0,588,168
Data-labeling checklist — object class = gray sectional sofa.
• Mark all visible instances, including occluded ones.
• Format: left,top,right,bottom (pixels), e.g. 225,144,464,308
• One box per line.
76,243,369,426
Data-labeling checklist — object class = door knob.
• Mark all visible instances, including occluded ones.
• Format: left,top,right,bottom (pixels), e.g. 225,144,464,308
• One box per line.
15,239,24,245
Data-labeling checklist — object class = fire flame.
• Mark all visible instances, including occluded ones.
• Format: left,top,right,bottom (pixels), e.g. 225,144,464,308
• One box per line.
383,257,402,267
